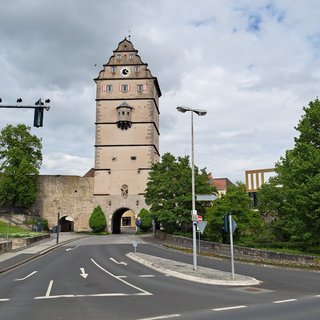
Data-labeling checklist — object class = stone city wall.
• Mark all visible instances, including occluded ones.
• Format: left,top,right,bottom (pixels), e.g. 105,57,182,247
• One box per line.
32,175,95,232
156,231,320,269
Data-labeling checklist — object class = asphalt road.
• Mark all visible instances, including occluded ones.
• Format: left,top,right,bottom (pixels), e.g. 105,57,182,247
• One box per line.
0,234,319,320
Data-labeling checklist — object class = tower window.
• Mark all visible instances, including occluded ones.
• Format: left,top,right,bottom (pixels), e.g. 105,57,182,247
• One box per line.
131,156,137,160
137,84,147,93
102,84,112,92
121,84,130,92
116,54,121,60
134,66,140,72
129,53,134,60
111,66,116,73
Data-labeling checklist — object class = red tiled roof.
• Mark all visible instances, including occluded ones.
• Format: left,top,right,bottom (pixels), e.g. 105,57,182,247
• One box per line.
210,178,233,191
82,168,94,177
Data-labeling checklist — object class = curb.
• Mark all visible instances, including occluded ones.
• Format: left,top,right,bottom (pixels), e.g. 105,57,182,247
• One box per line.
127,252,260,286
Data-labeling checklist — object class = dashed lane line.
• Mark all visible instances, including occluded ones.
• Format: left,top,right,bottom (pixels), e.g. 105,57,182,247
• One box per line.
213,305,247,312
273,299,298,304
137,314,181,320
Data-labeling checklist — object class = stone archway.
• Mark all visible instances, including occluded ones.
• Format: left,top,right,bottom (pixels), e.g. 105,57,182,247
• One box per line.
112,207,135,234
60,216,74,232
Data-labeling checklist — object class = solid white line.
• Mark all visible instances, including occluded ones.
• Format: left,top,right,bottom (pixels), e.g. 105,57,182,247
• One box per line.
117,275,128,279
45,280,54,297
35,293,129,299
273,299,298,304
35,292,153,300
14,271,38,281
138,314,181,320
91,258,152,296
213,305,247,311
139,275,155,278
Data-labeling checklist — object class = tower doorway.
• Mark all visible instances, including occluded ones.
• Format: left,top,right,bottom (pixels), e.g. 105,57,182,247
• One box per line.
112,208,136,234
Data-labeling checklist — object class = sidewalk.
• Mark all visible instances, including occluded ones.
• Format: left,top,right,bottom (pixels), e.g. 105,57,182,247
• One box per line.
0,233,85,273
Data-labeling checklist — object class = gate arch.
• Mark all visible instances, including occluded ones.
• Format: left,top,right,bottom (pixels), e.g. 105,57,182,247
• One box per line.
59,216,74,232
112,208,135,234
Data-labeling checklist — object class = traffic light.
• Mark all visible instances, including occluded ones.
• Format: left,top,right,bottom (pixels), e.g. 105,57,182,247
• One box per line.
34,107,44,127
224,214,230,233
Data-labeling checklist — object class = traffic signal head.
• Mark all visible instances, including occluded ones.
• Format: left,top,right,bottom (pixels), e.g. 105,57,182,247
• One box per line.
34,107,44,127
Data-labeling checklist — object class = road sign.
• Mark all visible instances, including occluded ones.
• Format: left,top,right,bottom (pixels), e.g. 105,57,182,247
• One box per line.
197,215,203,222
231,220,237,233
136,218,142,227
196,194,217,201
197,221,207,234
132,240,138,252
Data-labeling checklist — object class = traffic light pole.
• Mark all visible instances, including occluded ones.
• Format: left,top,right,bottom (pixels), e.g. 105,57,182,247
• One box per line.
0,99,50,127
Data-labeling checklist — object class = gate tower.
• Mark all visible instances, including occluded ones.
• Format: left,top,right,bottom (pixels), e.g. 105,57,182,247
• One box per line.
93,38,161,233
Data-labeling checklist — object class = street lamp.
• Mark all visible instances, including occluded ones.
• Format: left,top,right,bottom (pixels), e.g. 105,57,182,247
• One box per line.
177,105,207,270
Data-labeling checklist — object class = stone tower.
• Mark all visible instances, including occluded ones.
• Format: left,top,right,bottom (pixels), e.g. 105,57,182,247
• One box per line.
93,38,161,233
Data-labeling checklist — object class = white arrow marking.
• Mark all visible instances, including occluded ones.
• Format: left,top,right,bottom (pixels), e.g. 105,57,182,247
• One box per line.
14,271,38,281
80,268,88,279
109,257,127,265
66,245,78,252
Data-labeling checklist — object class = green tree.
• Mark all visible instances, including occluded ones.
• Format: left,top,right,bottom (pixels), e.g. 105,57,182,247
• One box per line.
145,152,215,233
0,124,42,208
271,99,320,243
138,208,152,232
89,205,107,232
205,182,264,242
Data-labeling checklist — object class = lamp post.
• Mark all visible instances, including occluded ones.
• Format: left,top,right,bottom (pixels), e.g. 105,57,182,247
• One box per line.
177,106,207,270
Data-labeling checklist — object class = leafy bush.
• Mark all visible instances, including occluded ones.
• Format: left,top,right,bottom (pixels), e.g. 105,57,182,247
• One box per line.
89,206,107,233
138,208,152,232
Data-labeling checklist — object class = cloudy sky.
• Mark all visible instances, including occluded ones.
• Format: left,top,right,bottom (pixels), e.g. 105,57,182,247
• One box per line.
0,0,319,182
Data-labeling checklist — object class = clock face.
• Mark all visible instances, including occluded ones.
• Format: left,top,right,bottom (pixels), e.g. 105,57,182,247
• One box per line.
120,66,131,77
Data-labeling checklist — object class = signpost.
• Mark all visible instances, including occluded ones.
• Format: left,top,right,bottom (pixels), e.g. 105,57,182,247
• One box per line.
226,213,237,280
132,240,138,252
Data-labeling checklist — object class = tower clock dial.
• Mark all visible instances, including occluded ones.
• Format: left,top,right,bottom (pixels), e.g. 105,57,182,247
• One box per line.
120,66,131,77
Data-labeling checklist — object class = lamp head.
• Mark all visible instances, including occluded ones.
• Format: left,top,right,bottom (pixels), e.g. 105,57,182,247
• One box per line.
177,106,188,113
194,109,207,116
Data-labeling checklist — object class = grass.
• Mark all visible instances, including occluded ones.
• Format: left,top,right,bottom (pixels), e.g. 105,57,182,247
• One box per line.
0,221,41,238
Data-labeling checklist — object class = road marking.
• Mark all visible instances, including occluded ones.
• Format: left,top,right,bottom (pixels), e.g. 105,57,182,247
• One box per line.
110,257,127,265
65,245,79,252
0,299,10,302
213,305,247,311
139,275,155,278
91,258,152,296
45,280,54,297
137,314,181,320
273,299,298,304
118,275,128,279
14,271,38,281
80,267,88,279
